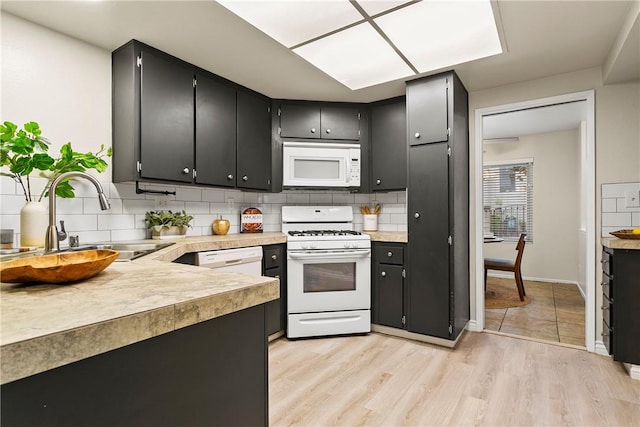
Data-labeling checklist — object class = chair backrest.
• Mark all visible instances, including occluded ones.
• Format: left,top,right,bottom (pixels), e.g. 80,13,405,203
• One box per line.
514,233,526,267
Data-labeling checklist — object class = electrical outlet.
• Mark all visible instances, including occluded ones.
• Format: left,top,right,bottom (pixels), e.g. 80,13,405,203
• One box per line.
625,190,640,208
228,198,234,211
156,199,169,209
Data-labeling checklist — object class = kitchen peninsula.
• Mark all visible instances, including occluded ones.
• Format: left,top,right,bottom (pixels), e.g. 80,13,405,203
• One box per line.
1,232,285,427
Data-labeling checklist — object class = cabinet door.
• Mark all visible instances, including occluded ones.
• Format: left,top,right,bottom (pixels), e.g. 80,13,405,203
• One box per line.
407,75,448,146
376,264,404,329
237,91,271,190
265,265,283,336
371,99,407,190
321,106,360,140
195,74,237,187
140,50,194,182
407,143,450,338
279,104,320,139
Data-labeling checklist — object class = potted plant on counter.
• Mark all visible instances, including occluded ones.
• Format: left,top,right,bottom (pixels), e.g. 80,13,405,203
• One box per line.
145,210,194,240
0,120,111,246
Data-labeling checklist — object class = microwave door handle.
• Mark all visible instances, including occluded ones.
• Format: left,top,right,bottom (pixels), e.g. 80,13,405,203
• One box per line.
345,160,350,184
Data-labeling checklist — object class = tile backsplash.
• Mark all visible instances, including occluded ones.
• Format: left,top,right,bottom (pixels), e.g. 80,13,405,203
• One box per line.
0,176,406,247
601,182,640,236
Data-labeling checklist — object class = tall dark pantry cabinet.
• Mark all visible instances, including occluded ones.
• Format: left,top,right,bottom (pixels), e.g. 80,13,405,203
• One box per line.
406,72,469,342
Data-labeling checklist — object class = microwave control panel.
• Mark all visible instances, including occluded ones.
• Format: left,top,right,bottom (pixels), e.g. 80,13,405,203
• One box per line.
349,148,361,186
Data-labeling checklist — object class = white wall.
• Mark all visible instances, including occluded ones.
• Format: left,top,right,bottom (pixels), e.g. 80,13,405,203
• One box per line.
483,129,581,283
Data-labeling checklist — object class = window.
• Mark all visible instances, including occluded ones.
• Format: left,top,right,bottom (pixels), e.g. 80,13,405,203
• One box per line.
483,159,533,241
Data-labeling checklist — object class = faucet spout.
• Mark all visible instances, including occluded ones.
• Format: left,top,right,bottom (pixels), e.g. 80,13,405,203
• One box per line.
45,172,111,252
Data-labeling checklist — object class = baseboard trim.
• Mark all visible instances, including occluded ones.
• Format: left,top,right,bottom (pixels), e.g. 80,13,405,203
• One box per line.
594,340,610,357
623,363,640,380
466,319,481,332
487,272,579,286
371,324,466,348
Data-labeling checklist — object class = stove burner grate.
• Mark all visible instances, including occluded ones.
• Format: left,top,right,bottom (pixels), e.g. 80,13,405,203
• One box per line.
287,230,362,237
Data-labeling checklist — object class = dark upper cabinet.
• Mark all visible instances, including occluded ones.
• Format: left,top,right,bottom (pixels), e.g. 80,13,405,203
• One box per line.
113,40,274,191
407,74,449,146
139,49,194,183
237,91,271,191
195,73,237,187
279,104,321,139
370,97,407,191
279,103,360,140
406,71,469,341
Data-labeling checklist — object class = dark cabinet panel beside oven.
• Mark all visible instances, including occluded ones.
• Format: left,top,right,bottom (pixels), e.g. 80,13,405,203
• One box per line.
372,242,406,329
601,246,640,365
263,244,286,337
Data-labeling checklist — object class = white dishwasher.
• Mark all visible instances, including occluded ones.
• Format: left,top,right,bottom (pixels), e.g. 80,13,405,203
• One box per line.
195,246,263,275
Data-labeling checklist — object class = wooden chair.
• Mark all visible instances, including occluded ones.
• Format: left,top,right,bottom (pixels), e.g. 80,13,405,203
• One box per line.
484,233,527,301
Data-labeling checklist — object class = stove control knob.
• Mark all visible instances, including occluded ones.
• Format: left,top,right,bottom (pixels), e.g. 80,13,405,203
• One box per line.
344,243,351,249
310,243,317,249
352,243,359,249
302,244,309,250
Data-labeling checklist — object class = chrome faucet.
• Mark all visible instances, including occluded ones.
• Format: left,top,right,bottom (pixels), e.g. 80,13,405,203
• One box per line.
45,171,110,252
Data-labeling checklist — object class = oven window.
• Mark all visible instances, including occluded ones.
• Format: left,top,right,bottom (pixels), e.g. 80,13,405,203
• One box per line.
303,263,356,292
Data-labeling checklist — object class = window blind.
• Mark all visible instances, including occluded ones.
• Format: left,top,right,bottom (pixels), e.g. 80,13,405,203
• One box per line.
483,159,533,242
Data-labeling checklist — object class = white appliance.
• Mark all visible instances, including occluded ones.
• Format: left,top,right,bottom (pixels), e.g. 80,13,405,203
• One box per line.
282,141,361,189
282,206,371,338
195,246,263,275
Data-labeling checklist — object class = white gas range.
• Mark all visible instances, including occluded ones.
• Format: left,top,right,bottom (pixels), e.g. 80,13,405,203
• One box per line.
282,206,371,339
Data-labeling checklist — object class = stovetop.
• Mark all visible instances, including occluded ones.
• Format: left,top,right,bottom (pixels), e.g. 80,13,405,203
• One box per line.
287,230,363,237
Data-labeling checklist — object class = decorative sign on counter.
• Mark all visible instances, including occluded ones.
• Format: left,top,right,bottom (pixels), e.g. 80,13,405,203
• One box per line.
241,207,263,233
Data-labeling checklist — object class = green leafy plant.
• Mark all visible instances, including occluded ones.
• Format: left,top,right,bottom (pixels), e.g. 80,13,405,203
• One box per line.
0,120,112,202
144,210,194,230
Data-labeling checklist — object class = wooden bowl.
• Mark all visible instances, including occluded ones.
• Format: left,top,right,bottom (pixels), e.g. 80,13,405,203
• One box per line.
0,249,120,284
610,229,640,240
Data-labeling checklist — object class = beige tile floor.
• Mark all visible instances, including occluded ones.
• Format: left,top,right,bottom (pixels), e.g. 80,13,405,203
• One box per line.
484,277,586,346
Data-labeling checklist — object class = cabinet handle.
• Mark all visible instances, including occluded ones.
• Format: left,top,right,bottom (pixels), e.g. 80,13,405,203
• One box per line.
387,251,393,257
275,275,280,279
271,254,277,260
601,331,610,337
381,271,386,277
227,174,234,180
310,128,316,134
414,212,420,219
326,128,331,134
182,167,190,174
415,132,421,139
376,179,381,185
242,175,248,181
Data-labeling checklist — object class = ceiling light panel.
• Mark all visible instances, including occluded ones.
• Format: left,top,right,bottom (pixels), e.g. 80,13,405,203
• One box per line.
216,0,363,48
293,22,414,90
375,0,502,72
356,0,417,17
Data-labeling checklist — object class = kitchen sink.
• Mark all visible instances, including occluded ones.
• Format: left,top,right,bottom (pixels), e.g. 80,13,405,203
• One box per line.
95,241,175,261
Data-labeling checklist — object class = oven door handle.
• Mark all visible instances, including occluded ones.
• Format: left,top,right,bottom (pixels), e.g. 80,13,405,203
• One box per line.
288,249,371,259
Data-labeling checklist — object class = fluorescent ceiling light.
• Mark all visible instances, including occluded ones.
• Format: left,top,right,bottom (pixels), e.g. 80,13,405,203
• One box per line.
216,0,362,48
216,0,503,90
375,1,502,73
294,22,414,90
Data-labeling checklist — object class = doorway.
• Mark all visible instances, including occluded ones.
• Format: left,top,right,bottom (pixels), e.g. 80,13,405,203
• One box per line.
473,91,596,352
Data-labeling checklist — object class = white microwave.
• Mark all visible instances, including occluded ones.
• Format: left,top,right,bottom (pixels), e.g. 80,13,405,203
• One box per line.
282,141,361,189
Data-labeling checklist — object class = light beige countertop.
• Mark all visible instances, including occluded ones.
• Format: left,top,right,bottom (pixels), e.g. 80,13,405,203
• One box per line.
0,232,286,385
602,237,640,250
365,231,408,243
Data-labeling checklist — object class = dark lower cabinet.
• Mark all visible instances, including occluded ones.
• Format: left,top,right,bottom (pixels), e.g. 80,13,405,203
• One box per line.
372,242,406,329
601,246,640,364
370,97,407,191
1,305,268,427
263,244,286,336
406,71,469,341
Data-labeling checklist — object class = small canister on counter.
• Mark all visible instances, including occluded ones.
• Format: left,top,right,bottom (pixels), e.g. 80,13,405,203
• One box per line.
241,207,263,233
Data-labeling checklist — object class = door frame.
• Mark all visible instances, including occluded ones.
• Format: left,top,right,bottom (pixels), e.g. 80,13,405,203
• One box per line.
473,90,596,352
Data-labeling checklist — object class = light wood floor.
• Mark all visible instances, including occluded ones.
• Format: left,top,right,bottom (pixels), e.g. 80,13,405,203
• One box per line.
485,277,585,346
269,332,640,426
